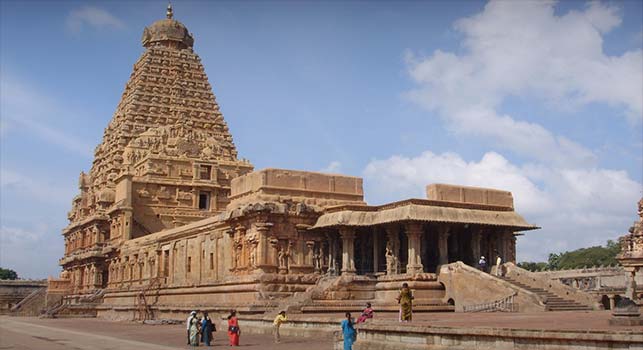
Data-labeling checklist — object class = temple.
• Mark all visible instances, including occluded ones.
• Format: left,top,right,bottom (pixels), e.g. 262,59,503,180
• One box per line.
48,6,564,319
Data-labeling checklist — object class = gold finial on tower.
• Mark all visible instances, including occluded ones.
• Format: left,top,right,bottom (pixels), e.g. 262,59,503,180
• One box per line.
166,2,173,19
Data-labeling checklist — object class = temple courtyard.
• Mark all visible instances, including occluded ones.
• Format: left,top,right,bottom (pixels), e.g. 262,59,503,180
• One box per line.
1,312,641,350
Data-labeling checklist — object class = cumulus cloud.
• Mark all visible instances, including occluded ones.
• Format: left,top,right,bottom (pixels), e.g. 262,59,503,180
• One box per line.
66,6,125,33
390,0,643,261
406,0,643,165
363,150,642,261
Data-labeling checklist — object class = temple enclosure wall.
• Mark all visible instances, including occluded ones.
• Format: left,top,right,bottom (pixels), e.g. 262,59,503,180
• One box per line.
0,280,46,315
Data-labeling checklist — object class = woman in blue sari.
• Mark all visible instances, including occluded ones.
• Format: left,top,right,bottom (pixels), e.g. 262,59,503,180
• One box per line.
341,312,356,350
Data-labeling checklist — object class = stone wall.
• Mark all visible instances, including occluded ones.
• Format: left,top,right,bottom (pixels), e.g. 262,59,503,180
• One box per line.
426,183,514,209
504,263,602,310
352,323,643,350
438,262,545,312
229,168,365,208
0,280,47,315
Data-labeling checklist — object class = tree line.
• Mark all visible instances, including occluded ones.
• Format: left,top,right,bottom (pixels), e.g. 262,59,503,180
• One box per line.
518,240,621,272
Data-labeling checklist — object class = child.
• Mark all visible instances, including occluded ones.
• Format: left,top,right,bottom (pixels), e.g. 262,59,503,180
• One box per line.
356,303,374,323
273,310,287,343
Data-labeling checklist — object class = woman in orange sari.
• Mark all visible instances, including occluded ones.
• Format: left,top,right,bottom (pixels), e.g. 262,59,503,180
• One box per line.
227,310,240,346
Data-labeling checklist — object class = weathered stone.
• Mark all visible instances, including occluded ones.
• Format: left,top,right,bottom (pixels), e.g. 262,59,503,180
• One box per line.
47,5,544,321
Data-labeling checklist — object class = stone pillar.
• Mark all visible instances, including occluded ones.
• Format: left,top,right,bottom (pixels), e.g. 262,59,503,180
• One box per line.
325,232,338,276
306,241,315,266
255,222,275,272
122,211,133,240
373,229,379,273
487,231,497,263
507,232,517,263
472,229,482,265
339,227,356,275
385,226,400,275
405,223,424,274
438,226,450,265
609,295,616,310
625,268,638,300
499,230,512,261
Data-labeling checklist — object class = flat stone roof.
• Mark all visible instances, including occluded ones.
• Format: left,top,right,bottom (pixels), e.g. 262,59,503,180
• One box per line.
312,198,538,231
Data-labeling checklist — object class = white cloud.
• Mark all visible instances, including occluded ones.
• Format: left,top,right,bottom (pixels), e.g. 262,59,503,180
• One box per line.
320,161,342,174
406,0,643,165
66,6,125,33
363,150,642,262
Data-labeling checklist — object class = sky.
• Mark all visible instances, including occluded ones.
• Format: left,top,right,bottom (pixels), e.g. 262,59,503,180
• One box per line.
1,0,641,279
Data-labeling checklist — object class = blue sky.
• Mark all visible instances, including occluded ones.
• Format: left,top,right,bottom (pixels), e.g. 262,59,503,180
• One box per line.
1,0,641,278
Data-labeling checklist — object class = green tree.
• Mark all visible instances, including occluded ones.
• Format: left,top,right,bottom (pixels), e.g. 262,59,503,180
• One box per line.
517,262,548,272
0,268,18,280
518,240,621,271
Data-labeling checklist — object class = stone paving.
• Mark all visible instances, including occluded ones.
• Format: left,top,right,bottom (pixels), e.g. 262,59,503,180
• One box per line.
1,312,641,350
0,316,332,350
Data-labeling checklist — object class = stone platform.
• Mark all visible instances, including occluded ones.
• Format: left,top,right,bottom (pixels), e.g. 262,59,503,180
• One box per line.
235,311,643,350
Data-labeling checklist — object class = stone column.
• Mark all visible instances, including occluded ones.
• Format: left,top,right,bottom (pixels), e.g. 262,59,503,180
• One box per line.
373,228,379,273
339,227,356,275
255,222,275,272
507,232,517,263
487,231,497,262
472,229,482,265
625,267,638,300
325,232,338,276
438,226,450,265
122,211,133,240
608,295,616,310
499,230,512,261
405,223,424,274
306,241,315,266
385,226,400,275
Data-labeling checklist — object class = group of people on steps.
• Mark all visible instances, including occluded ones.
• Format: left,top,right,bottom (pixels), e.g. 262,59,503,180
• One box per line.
183,282,414,349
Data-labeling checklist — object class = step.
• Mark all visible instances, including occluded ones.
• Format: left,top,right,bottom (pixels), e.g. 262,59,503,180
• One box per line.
547,306,592,311
301,304,454,313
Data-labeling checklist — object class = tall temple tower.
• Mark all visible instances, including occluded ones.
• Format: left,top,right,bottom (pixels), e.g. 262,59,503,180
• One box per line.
60,5,253,293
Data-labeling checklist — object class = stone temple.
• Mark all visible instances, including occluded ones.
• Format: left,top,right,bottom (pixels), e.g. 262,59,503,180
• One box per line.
46,7,602,319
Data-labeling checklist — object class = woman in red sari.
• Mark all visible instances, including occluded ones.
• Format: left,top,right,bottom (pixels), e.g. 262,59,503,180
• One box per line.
227,310,240,346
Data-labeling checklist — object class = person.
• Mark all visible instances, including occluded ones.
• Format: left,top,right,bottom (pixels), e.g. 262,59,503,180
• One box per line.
340,312,356,350
495,254,503,276
273,310,287,343
201,311,215,346
396,282,413,322
188,313,200,346
227,310,240,346
355,302,374,324
186,311,197,345
478,256,487,272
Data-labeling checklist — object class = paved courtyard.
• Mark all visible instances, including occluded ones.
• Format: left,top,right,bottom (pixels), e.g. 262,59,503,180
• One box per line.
0,316,332,350
1,311,641,350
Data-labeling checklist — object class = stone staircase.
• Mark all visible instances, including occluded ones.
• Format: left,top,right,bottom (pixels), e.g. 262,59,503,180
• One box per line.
500,276,592,311
10,287,46,316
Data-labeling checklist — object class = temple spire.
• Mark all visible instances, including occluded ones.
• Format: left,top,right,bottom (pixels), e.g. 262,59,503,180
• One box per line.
166,2,173,19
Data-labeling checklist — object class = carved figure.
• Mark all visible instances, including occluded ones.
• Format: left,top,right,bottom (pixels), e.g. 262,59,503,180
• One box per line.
385,240,399,275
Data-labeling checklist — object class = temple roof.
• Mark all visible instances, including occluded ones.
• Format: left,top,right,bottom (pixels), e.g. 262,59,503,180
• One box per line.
311,199,539,231
142,4,194,49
